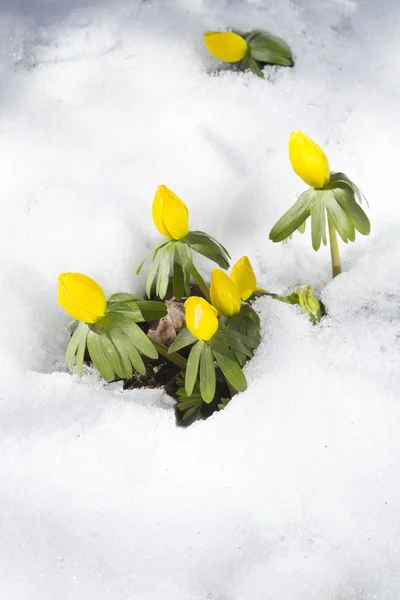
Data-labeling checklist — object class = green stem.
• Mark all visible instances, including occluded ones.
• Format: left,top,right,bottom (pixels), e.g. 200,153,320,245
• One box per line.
328,220,342,278
189,264,211,302
152,340,187,370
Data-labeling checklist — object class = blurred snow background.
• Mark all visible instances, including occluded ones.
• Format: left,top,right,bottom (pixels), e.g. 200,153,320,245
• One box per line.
1,0,400,598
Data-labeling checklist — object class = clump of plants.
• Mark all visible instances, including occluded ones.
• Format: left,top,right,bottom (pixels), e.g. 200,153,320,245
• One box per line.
58,132,370,424
203,29,294,78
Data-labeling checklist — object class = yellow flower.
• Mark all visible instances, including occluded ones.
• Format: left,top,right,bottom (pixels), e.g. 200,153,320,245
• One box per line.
230,256,261,301
58,273,107,323
289,131,330,189
210,269,241,317
184,296,218,341
152,185,189,240
204,31,248,63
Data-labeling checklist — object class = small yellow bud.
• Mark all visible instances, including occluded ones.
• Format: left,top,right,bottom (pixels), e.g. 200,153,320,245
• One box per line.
152,185,189,240
289,131,330,189
58,273,107,323
230,256,259,301
210,269,241,317
184,297,218,341
204,31,248,63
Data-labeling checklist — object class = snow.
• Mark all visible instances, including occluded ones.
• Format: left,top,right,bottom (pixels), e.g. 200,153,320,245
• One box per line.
1,0,400,598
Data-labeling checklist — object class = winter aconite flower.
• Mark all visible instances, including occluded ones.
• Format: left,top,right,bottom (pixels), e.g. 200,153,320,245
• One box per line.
289,131,330,189
152,185,189,240
58,273,106,323
230,256,261,301
204,31,248,63
210,269,241,317
184,297,219,341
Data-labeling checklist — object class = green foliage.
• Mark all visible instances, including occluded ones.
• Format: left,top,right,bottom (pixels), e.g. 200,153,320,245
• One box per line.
234,28,294,78
137,231,230,300
65,298,166,381
269,173,370,250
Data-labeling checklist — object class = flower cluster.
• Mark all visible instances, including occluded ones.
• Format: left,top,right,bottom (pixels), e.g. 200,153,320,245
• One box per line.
58,129,369,423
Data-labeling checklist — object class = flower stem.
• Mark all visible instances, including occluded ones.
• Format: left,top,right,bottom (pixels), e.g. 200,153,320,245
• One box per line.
189,265,211,302
328,220,341,278
152,340,187,370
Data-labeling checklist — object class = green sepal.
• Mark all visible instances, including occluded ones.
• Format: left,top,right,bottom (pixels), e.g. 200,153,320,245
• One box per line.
65,322,89,375
246,30,294,67
200,342,216,404
269,189,314,242
185,340,203,397
182,231,230,270
168,327,197,353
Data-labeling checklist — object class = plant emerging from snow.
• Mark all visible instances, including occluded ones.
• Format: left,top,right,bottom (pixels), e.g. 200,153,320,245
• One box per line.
203,29,294,78
269,131,371,278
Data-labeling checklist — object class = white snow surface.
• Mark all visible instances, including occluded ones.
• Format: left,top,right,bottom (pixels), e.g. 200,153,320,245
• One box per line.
1,0,400,598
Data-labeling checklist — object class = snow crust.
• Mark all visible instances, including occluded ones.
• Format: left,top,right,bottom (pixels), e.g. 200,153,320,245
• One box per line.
1,0,400,598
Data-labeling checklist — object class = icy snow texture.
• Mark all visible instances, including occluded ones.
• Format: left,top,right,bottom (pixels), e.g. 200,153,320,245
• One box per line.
1,0,400,598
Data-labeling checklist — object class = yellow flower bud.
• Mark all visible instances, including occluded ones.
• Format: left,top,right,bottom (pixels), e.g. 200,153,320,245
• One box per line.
58,273,107,323
152,185,189,240
204,31,248,63
230,256,259,301
184,296,218,341
210,269,241,317
289,131,330,189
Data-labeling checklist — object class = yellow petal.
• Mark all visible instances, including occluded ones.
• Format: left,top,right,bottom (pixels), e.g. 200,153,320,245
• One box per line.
184,296,218,341
230,256,257,301
58,273,107,323
204,31,248,63
152,185,189,240
210,269,241,317
289,131,330,189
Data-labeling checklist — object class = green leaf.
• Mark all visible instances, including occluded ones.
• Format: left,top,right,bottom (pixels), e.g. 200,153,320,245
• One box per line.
128,322,158,359
107,325,146,376
168,327,197,353
329,172,368,206
65,322,89,375
325,192,355,243
136,242,168,275
86,328,115,382
200,343,216,404
156,243,175,300
247,31,293,66
107,293,140,304
107,300,167,322
185,340,203,397
229,314,261,349
175,242,193,296
146,246,165,298
269,189,314,242
212,347,247,393
213,326,253,358
182,231,230,269
241,53,264,77
173,249,185,301
332,187,371,236
310,192,327,251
